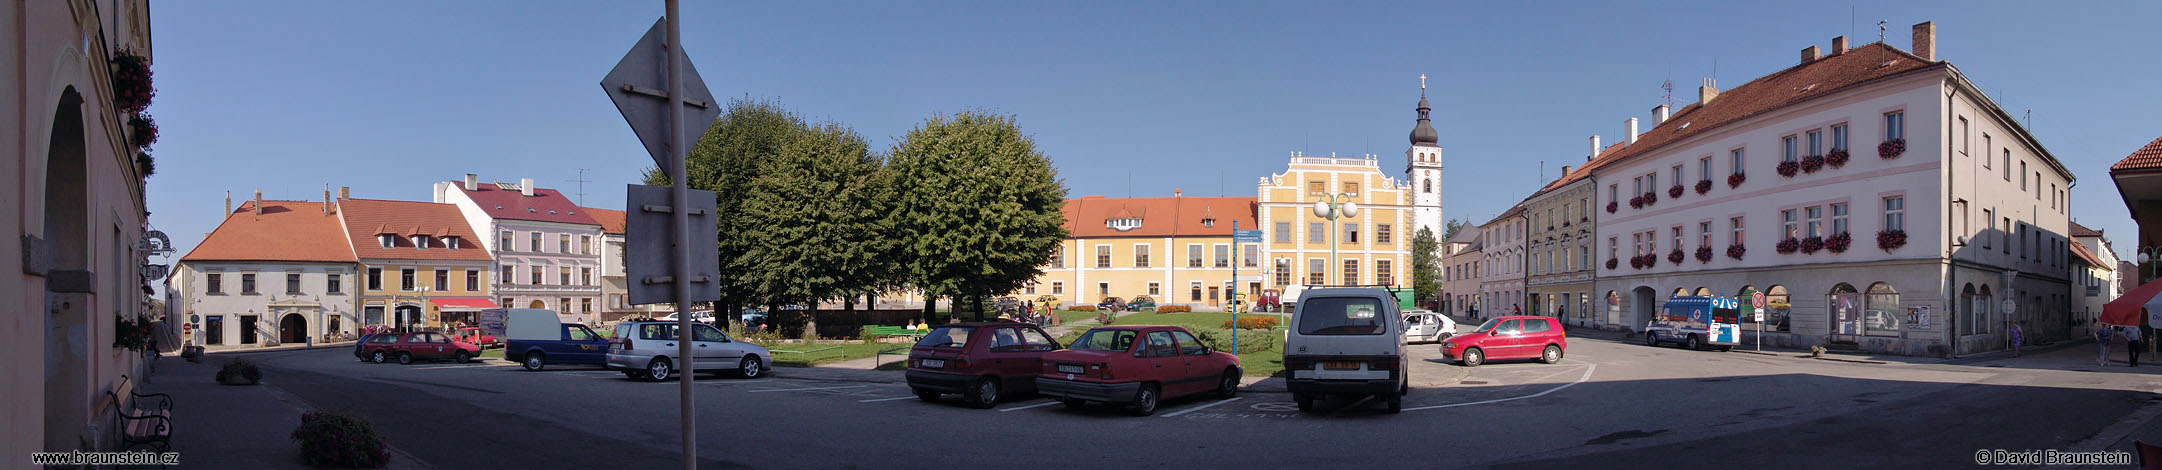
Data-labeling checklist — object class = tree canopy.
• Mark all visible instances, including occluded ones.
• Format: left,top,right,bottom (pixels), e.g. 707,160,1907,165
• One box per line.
1411,226,1441,305
888,111,1068,316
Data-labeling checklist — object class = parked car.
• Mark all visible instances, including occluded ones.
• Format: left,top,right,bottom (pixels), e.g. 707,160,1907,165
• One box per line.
500,308,613,371
353,333,389,361
993,297,1023,315
359,332,481,365
1127,295,1157,311
607,320,770,381
1255,289,1282,312
1283,288,1407,413
1644,296,1740,351
1442,316,1569,367
905,322,1062,408
1096,297,1127,313
451,327,500,349
1402,310,1457,344
1036,325,1241,416
658,310,715,323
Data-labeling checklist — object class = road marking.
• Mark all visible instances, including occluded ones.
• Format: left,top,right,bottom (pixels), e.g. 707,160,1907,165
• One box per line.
1249,402,1299,412
1160,397,1244,418
858,396,917,403
1403,364,1597,411
999,401,1060,412
747,384,870,393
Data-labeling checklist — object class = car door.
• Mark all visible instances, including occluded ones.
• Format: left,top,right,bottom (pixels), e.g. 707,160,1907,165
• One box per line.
1168,330,1211,397
1014,327,1059,392
1140,330,1185,395
564,325,606,364
982,327,1027,381
1518,318,1554,355
1490,319,1526,358
692,324,733,369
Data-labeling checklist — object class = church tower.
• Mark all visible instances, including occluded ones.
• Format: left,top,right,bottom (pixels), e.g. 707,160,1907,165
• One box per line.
1406,77,1445,241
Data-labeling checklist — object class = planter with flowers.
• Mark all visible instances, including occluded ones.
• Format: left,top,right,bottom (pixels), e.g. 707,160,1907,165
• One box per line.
113,315,154,351
1606,201,1618,213
1800,236,1825,254
110,49,155,112
1641,191,1657,207
1877,229,1908,251
1629,196,1643,209
1607,258,1618,270
1667,249,1685,265
1629,256,1645,269
1777,161,1800,178
128,114,158,149
1668,185,1684,199
1695,179,1713,195
1825,232,1852,253
1728,172,1747,188
1800,155,1826,174
1695,246,1713,263
1879,138,1906,159
1726,244,1747,260
1775,237,1801,254
1826,149,1850,168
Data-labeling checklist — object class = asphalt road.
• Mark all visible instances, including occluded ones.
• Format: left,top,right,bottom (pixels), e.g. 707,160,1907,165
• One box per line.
237,332,2162,469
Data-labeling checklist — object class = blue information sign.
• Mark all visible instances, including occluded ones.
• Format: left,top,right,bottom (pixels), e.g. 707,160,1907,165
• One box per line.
1233,229,1263,243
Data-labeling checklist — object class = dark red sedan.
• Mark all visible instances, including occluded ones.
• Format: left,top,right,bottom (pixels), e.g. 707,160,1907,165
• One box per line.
1036,325,1241,416
1441,316,1568,367
905,321,1063,408
359,332,481,365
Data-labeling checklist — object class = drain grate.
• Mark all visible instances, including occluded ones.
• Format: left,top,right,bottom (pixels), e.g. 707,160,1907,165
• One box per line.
1459,380,1489,385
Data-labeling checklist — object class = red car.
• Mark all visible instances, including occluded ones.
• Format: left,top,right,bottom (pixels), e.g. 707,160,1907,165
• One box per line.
905,322,1062,408
359,332,481,365
451,327,500,349
1441,316,1568,367
1036,325,1241,416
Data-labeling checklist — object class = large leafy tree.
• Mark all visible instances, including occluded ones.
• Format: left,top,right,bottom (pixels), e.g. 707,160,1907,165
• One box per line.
889,111,1068,320
645,98,810,314
1411,226,1442,307
738,122,895,311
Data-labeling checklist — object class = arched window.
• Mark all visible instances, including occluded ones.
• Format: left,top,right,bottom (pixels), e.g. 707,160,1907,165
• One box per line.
1737,285,1758,324
1960,284,1980,336
1766,285,1791,331
1829,283,1860,336
1423,178,1433,193
1865,282,1902,335
1694,287,1712,296
1673,288,1690,297
1975,285,1993,336
1606,291,1621,325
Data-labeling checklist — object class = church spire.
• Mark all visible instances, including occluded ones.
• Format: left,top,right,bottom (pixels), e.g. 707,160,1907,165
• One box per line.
1409,75,1439,147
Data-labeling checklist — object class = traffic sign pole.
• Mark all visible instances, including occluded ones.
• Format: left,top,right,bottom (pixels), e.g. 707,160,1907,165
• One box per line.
1231,221,1238,355
666,2,696,469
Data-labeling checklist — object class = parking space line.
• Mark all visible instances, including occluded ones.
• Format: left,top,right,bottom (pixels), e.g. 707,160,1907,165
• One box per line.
998,401,1060,412
1159,397,1243,418
1403,364,1596,412
858,396,916,403
747,385,870,393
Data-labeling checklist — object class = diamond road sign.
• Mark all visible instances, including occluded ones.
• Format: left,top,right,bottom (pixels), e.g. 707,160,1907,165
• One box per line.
625,184,722,305
601,18,722,170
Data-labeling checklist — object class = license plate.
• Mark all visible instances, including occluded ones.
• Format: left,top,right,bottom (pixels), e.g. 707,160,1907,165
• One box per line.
1057,364,1084,374
1323,361,1361,370
921,359,945,368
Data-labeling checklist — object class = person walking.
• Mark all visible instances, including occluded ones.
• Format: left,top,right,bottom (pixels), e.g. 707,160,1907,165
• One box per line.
2008,321,2024,357
1513,304,1522,316
2096,325,2116,367
2126,325,2144,367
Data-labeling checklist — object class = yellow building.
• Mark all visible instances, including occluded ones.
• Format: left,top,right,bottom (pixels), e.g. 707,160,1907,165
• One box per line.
1257,153,1415,292
337,197,498,329
1027,193,1257,310
1524,151,1606,325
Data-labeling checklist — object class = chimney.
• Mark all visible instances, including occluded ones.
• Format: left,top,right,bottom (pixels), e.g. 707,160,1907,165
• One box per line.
1652,104,1671,125
1174,188,1183,198
1832,36,1849,54
1800,45,1821,64
253,189,263,215
1588,135,1602,161
465,173,479,191
1912,21,1936,61
1561,165,1573,177
1699,79,1720,105
339,186,350,200
1625,118,1640,144
520,178,536,197
323,188,332,215
224,191,232,215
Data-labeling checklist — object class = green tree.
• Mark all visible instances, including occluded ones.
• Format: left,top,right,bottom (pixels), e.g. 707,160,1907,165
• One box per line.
738,122,895,312
1411,226,1442,307
1442,219,1466,241
889,111,1068,320
645,98,810,315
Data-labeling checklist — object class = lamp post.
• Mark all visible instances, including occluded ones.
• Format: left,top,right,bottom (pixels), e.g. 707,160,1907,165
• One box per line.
2139,247,2162,284
1311,193,1360,286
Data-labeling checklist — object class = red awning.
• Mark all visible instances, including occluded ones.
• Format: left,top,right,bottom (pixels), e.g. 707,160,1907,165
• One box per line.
2100,278,2162,327
430,298,499,311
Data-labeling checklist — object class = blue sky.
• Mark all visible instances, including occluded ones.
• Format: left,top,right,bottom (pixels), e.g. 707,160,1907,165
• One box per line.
147,1,2161,264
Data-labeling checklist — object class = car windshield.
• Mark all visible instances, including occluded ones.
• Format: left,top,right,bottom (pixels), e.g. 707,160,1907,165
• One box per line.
1472,318,1503,334
1069,329,1137,352
1297,297,1386,335
915,327,974,348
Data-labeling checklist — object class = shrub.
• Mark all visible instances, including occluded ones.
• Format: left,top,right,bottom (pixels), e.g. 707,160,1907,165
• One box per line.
1219,316,1280,330
291,410,390,468
1191,327,1280,353
1156,305,1192,313
216,358,262,385
1066,305,1096,312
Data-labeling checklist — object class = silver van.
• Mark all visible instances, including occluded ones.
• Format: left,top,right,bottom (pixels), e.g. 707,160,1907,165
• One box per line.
606,321,770,381
1282,288,1408,413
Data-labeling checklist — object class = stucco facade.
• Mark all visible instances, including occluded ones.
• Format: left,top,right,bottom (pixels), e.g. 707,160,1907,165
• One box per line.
1257,154,1413,293
1525,176,1597,326
434,176,603,323
173,261,357,346
1440,230,1481,316
1478,207,1528,317
1029,195,1256,310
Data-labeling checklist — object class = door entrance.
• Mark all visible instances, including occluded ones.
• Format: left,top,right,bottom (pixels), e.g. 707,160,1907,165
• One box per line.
280,313,308,344
240,315,259,344
206,315,225,345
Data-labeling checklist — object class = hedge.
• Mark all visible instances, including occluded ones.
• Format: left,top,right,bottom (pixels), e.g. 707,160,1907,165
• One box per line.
1191,327,1279,353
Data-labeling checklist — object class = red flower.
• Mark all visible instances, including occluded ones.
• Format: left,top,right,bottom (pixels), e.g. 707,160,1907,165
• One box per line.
1878,139,1906,159
1642,191,1657,206
1607,258,1619,270
1695,246,1713,263
1776,161,1800,177
1629,256,1644,269
1876,229,1908,250
1629,196,1643,209
1826,149,1850,168
1695,179,1712,195
1800,236,1825,254
1666,249,1685,265
1826,232,1852,253
1727,172,1746,188
1800,155,1826,173
1775,237,1800,254
1667,185,1684,198
1606,201,1618,213
109,49,155,112
1726,244,1746,260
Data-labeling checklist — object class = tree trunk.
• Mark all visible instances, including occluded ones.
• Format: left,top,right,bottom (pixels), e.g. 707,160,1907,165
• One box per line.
922,292,937,323
972,295,986,321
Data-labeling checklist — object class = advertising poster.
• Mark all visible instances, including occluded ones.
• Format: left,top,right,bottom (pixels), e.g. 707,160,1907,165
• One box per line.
1906,305,1931,330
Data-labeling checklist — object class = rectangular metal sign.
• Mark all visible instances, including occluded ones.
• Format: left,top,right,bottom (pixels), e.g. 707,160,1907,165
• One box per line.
625,184,722,305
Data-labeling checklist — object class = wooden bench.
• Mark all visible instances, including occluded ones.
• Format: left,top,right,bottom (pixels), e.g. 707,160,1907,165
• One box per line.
107,374,173,453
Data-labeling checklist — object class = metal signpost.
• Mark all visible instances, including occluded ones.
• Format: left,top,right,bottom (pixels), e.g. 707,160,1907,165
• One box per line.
601,3,722,468
1750,292,1767,351
1230,226,1262,354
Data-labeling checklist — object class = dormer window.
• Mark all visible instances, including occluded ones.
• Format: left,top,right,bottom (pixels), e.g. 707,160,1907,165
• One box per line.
1106,217,1144,232
1201,217,1216,228
444,237,460,249
377,234,394,249
412,235,431,250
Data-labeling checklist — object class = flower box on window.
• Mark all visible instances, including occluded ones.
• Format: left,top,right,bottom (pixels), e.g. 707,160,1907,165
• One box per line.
1642,191,1657,206
1629,197,1643,209
1876,229,1908,251
1826,232,1852,253
1800,155,1826,173
1668,185,1684,199
1826,149,1850,168
1694,246,1713,263
1727,172,1746,188
1775,237,1801,254
1607,258,1619,270
110,49,154,112
1800,235,1825,254
1726,244,1746,260
1606,201,1618,213
1695,179,1712,195
128,113,157,149
1667,249,1685,265
1878,139,1906,159
1776,161,1800,178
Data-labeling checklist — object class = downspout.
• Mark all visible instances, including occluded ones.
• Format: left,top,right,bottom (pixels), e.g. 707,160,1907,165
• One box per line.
1944,79,1958,357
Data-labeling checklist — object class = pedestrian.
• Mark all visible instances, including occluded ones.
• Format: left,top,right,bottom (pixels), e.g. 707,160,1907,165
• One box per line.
2008,321,2024,357
2096,325,2115,367
2127,325,2144,367
1513,304,1521,316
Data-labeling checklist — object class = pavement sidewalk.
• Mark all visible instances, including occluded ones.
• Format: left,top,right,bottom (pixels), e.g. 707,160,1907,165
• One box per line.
149,355,434,469
200,340,356,355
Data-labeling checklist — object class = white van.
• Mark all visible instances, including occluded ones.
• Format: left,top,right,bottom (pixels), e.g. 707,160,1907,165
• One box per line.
1282,288,1408,413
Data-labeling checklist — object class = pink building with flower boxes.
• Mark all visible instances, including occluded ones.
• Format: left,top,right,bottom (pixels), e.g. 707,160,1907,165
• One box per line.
1583,22,2075,356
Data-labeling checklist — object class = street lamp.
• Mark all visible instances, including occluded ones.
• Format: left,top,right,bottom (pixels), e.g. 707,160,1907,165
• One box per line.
2138,246,2162,283
1311,193,1360,286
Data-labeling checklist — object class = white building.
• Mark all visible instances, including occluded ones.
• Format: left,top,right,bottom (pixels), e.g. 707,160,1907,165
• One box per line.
1407,85,1446,241
175,194,361,348
1587,23,2074,355
1440,229,1481,317
434,175,604,322
2070,222,2117,325
1478,205,1527,316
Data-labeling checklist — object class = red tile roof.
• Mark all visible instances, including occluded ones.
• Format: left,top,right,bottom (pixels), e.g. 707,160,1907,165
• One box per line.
1536,142,1628,194
1063,196,1257,238
2069,221,2104,238
584,208,626,235
1588,43,1943,176
449,180,600,226
2071,240,2111,269
2110,136,2162,172
182,200,358,263
337,198,494,262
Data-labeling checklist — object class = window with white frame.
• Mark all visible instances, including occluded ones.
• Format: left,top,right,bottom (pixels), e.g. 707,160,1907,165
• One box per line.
1308,259,1325,285
1699,222,1712,247
1983,134,1992,164
1671,227,1683,251
1671,165,1683,186
1214,244,1230,268
1983,209,1994,248
1731,149,1745,175
1148,282,1161,297
412,235,429,250
1609,237,1618,260
1783,135,1798,162
1884,196,1905,231
1700,157,1712,181
1806,206,1823,238
1831,203,1849,235
1243,244,1259,267
1885,111,1904,141
1832,123,1848,151
1051,281,1063,295
1731,217,1744,245
1782,210,1798,239
378,234,395,249
1096,245,1111,268
500,230,513,251
1807,129,1822,156
1958,117,1970,155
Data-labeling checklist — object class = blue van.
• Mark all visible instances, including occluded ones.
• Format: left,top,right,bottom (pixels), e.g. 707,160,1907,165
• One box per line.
493,308,612,371
1644,296,1740,351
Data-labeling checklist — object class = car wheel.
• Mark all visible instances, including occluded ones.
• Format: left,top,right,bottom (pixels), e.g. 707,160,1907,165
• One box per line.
1294,393,1315,412
522,353,546,371
1129,383,1159,416
397,352,413,365
1215,369,1239,398
453,350,470,364
1685,335,1701,351
966,377,1001,409
1541,345,1563,364
1062,398,1087,410
1461,348,1485,367
914,389,941,402
1385,392,1403,414
738,356,764,379
371,351,387,363
647,358,672,381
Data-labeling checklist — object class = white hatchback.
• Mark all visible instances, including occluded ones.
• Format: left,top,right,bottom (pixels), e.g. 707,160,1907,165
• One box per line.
1402,310,1457,344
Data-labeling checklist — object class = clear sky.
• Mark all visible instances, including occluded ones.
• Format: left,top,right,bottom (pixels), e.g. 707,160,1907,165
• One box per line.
146,1,2161,267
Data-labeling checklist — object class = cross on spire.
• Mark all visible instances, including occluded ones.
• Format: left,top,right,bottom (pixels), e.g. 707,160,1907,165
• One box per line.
1420,74,1427,90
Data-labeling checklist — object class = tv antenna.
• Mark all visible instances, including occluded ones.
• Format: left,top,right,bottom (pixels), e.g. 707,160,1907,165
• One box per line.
564,168,591,206
1878,20,1887,42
